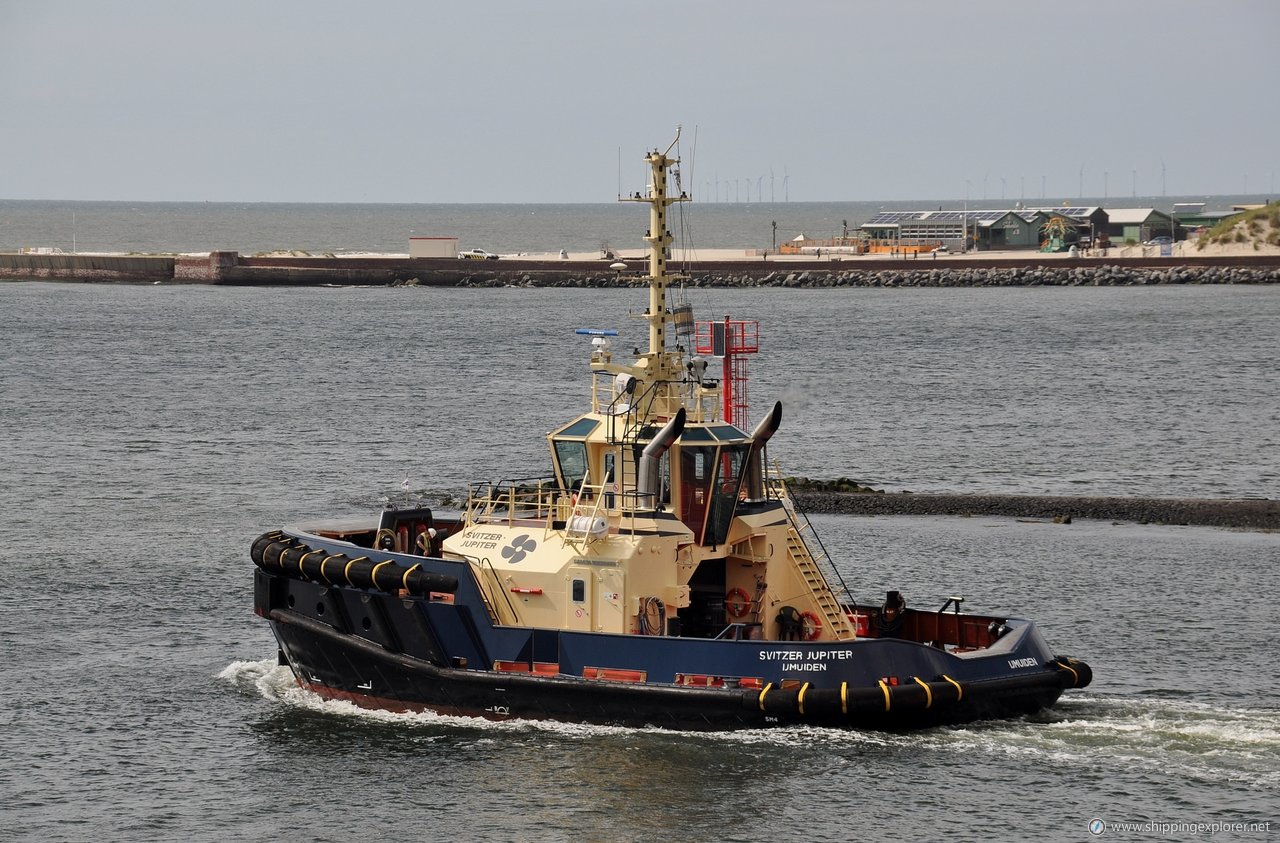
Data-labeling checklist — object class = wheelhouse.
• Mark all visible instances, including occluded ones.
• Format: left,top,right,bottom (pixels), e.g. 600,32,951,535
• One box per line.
548,413,756,547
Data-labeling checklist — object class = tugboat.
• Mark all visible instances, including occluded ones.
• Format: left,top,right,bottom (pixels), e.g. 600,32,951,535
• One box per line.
251,133,1091,729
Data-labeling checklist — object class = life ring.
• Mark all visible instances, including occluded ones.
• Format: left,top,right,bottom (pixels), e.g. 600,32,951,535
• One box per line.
725,587,752,618
800,611,822,640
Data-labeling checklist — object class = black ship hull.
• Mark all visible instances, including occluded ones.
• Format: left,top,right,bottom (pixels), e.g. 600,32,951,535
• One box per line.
255,535,1092,731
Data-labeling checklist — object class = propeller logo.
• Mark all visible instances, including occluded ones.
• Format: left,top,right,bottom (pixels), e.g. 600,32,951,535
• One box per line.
502,534,537,564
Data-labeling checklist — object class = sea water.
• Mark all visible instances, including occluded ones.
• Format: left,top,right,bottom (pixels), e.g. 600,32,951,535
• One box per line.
0,195,1262,255
1,226,1277,839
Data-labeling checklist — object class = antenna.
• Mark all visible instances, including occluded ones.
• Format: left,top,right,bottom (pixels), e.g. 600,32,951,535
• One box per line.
663,126,681,158
689,125,698,199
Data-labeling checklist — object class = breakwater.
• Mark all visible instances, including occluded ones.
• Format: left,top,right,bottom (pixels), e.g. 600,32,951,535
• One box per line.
459,262,1280,288
0,252,174,282
2,251,1278,286
790,490,1279,530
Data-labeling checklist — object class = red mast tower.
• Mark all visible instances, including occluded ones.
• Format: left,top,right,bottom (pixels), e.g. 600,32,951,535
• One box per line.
694,316,759,427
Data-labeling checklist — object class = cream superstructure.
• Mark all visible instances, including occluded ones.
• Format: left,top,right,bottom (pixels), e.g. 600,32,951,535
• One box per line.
440,132,856,643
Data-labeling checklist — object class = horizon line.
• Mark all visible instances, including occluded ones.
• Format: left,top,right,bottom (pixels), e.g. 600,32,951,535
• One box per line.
2,193,1273,208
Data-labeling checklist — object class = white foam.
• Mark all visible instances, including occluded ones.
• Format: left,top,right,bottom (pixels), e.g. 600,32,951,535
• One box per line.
216,661,1280,785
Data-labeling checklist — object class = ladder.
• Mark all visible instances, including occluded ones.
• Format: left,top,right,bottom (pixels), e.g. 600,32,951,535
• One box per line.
472,556,517,625
783,525,856,640
767,465,858,640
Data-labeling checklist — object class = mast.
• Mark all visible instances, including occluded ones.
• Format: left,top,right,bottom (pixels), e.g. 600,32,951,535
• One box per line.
643,132,681,355
610,130,690,416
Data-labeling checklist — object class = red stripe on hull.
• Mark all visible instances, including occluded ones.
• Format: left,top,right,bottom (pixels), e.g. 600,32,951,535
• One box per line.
297,678,516,722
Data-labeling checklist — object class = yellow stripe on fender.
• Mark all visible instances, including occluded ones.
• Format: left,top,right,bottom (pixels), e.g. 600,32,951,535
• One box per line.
758,682,773,712
370,560,392,590
840,682,848,715
878,680,891,712
343,557,367,585
913,677,933,708
298,549,323,576
941,674,963,701
797,682,810,715
401,563,422,591
1058,661,1079,685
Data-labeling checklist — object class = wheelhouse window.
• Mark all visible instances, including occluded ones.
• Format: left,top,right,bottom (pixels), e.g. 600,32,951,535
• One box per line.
679,443,750,545
550,417,599,493
705,444,749,545
553,439,588,492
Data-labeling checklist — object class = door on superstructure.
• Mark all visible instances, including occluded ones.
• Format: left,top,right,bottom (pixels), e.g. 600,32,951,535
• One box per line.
595,567,625,633
566,566,593,631
679,446,714,541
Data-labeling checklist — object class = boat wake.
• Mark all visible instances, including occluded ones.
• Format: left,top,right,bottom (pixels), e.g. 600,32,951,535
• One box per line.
218,659,1277,790
897,692,1280,791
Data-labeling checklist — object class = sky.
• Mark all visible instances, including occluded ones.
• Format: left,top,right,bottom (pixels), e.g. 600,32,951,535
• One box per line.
2,0,1277,204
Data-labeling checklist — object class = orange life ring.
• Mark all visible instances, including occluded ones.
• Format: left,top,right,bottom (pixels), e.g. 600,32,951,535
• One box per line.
800,611,822,640
725,587,752,618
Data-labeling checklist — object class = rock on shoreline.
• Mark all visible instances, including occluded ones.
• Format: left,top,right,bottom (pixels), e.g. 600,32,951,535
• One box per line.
452,264,1280,288
789,490,1279,530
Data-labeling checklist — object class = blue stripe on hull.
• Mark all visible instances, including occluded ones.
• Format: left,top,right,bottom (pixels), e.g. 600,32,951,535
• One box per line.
257,551,1083,730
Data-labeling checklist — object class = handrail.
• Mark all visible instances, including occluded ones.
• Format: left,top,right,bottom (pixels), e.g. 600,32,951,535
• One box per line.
766,466,858,606
466,476,560,527
473,555,520,625
713,623,758,641
605,379,662,445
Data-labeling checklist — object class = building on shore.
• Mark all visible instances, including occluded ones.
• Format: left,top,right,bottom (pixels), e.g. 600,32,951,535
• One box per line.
849,204,1237,251
409,236,459,258
1101,208,1176,245
858,207,1107,252
1172,203,1243,235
